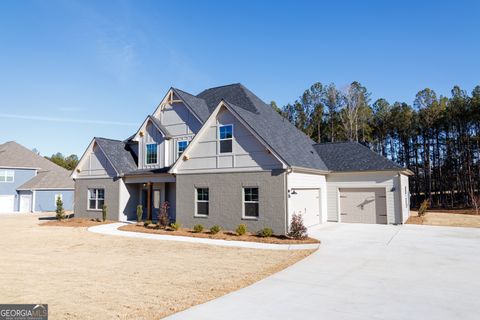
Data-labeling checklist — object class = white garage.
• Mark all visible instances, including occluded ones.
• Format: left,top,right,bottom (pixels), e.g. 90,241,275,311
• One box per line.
290,188,321,227
339,188,387,224
0,195,15,213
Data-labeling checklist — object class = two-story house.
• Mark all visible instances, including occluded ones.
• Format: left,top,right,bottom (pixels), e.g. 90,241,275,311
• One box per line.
72,84,412,234
0,141,74,213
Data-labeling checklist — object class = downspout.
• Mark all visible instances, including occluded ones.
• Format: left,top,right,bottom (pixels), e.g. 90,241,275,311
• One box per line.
32,190,36,213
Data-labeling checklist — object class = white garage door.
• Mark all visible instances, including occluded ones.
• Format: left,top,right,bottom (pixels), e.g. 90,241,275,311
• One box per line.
290,188,320,227
0,195,15,213
339,188,387,224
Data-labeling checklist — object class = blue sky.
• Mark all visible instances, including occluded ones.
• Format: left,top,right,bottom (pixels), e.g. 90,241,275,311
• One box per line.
0,0,479,156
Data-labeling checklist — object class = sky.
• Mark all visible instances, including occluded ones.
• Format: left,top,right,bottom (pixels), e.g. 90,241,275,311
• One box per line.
0,0,479,156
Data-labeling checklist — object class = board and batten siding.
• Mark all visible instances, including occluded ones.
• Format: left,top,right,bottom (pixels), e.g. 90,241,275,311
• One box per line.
177,107,282,173
76,144,117,178
137,123,167,170
287,172,328,225
326,171,405,224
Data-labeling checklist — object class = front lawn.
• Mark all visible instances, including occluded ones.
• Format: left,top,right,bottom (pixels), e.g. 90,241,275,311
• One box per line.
407,210,480,228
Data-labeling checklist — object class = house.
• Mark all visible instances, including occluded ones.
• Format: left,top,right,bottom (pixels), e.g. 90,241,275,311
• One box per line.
0,141,74,213
72,84,411,234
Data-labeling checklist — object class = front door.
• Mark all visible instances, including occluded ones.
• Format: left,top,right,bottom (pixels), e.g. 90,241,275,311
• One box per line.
141,189,161,221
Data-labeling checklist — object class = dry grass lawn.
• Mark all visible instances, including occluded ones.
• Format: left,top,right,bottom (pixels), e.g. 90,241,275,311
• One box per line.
407,210,480,228
0,214,313,319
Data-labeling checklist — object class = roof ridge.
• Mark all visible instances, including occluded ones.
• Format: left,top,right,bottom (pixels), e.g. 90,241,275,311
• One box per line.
94,137,123,142
196,83,242,95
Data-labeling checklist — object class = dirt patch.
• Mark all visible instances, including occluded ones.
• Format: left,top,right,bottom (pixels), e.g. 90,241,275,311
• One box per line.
408,211,480,228
41,218,114,228
419,208,480,215
0,214,313,319
119,224,320,244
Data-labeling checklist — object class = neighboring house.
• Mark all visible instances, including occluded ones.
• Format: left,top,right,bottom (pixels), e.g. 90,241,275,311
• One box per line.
72,83,412,234
0,141,74,213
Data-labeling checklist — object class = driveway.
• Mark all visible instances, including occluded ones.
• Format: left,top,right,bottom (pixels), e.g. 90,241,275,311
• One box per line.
167,223,480,320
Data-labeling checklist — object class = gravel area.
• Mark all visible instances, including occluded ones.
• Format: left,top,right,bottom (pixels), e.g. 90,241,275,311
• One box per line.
0,214,313,319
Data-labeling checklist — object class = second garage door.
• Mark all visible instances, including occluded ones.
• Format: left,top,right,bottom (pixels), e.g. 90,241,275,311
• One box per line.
290,188,320,227
339,188,387,224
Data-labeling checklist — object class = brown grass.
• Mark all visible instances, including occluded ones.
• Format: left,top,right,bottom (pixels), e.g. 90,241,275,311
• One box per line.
40,217,114,228
119,224,320,244
0,214,314,319
407,210,480,228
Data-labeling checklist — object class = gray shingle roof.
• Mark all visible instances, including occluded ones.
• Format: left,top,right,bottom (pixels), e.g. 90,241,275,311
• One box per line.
172,88,211,122
0,141,74,190
313,142,404,172
94,137,138,175
196,84,329,171
148,115,172,138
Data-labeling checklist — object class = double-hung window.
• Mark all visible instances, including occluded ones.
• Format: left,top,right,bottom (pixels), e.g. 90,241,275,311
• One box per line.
219,124,233,153
145,143,158,164
195,188,209,216
177,140,188,159
88,188,104,210
243,187,259,218
0,170,14,183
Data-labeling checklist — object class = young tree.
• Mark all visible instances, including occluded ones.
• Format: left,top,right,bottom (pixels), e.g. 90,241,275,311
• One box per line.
56,196,65,220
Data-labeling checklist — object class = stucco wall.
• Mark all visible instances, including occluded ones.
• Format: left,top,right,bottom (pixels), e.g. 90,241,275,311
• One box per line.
74,178,120,220
176,170,287,234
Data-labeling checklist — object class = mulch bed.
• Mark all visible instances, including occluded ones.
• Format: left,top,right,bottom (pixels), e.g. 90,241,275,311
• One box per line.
412,208,479,215
40,218,114,228
118,224,320,245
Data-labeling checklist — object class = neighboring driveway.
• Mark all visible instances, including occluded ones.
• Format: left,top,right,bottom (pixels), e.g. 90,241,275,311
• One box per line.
168,223,480,320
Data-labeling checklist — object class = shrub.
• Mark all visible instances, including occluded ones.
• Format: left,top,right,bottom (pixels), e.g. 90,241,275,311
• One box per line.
170,222,181,231
210,225,221,234
193,224,204,233
136,205,143,222
157,201,170,228
288,213,308,239
236,224,247,236
55,195,65,221
418,199,429,217
144,220,152,227
257,227,273,238
102,204,107,222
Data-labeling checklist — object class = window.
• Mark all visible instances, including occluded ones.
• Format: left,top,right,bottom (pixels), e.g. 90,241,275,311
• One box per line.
145,143,158,164
195,188,209,216
88,188,104,210
219,124,233,153
54,194,63,206
0,170,14,183
243,187,259,218
177,140,188,158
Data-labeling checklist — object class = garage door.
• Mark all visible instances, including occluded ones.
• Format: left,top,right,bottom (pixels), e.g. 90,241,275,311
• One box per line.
339,188,387,224
0,195,15,213
290,188,320,227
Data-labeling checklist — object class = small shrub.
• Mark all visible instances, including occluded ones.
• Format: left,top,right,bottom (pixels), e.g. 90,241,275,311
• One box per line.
210,225,221,234
136,205,143,222
418,199,429,217
102,204,107,222
55,196,65,221
144,220,152,227
236,224,247,236
157,201,170,228
258,227,273,238
170,222,181,231
288,213,308,239
193,224,204,233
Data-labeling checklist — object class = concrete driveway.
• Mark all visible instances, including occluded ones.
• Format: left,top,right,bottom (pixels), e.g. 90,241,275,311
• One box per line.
167,223,480,320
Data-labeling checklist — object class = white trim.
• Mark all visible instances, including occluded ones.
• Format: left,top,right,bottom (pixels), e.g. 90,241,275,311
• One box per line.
87,188,105,211
16,188,74,191
32,190,36,213
0,169,15,183
152,88,205,125
218,124,234,154
145,143,159,165
0,166,40,170
170,101,288,174
177,140,189,159
242,187,259,220
194,187,209,217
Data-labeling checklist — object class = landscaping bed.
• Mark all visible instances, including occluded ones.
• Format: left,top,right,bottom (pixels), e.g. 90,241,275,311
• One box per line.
41,218,114,228
119,224,320,244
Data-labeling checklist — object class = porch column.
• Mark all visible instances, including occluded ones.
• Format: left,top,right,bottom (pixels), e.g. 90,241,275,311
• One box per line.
147,182,152,221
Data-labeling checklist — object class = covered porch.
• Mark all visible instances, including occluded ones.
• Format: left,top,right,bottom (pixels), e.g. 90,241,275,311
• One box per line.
122,173,176,222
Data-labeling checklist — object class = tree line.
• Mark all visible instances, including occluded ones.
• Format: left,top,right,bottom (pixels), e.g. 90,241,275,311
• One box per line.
272,82,480,209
